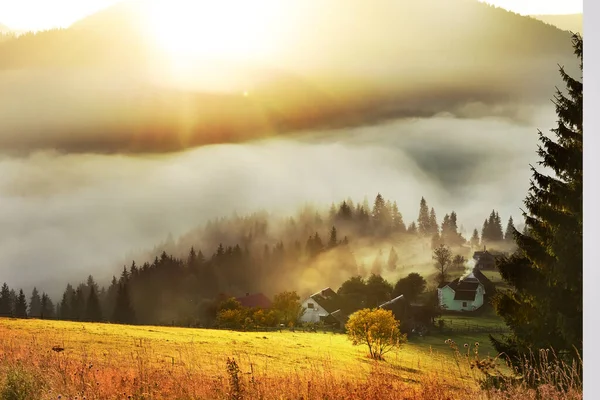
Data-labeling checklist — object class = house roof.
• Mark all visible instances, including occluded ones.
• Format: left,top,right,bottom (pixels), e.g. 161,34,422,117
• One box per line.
236,293,272,309
454,290,477,301
309,287,342,314
378,295,405,309
329,309,349,324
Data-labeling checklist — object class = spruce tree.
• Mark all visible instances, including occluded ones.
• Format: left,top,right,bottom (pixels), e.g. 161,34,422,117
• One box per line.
492,34,583,365
40,293,55,319
8,289,16,316
470,229,480,248
328,226,338,248
15,289,28,318
113,282,135,324
429,208,439,236
85,285,103,322
29,287,42,318
504,216,516,244
0,283,11,316
391,201,406,233
386,247,399,272
371,250,384,276
417,197,430,235
407,222,418,235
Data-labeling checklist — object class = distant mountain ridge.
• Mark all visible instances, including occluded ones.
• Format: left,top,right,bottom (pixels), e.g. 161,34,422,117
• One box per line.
0,0,580,155
531,14,582,34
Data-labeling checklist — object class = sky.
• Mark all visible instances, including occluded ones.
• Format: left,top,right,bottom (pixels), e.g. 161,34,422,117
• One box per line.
0,0,584,31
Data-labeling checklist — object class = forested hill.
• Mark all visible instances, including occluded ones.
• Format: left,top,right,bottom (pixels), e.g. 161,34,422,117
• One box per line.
0,192,517,326
530,14,583,35
0,0,578,155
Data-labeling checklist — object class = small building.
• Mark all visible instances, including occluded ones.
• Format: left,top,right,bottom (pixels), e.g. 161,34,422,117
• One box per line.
379,295,436,333
437,272,486,312
473,246,497,270
299,287,345,327
235,293,272,309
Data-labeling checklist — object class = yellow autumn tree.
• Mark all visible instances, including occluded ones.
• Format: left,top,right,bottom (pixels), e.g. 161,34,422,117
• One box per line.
346,308,407,360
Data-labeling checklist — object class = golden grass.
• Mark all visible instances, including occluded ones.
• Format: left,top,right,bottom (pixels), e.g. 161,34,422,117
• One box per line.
0,318,582,400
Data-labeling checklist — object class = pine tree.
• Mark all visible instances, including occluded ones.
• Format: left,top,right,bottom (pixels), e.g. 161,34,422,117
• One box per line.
85,285,103,322
386,247,399,272
59,284,75,320
40,293,55,319
29,287,42,318
328,202,337,223
371,250,384,276
391,201,406,233
440,214,452,245
8,289,16,316
407,222,418,235
470,229,480,248
15,289,28,318
337,201,353,220
481,218,490,244
429,208,439,236
0,283,11,316
417,197,430,235
504,216,516,243
492,34,583,366
372,193,391,234
328,226,338,248
113,282,135,324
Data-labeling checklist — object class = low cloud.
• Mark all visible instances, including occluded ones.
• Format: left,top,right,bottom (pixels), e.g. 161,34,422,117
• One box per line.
0,109,554,298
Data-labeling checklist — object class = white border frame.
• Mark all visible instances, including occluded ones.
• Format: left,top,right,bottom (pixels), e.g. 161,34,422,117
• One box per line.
583,0,599,398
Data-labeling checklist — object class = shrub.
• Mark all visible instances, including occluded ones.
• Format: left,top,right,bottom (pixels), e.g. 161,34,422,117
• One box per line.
1,364,44,400
346,308,407,360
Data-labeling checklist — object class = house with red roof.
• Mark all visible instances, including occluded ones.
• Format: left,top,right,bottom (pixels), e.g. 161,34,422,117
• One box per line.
235,292,272,309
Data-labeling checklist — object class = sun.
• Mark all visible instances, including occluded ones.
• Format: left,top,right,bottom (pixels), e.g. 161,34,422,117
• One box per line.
144,0,282,63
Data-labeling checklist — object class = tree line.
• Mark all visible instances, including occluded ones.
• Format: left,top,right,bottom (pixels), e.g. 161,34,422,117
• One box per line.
1,193,513,326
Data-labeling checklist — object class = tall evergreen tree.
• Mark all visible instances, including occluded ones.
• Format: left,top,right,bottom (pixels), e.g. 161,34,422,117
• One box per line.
14,289,28,318
492,34,583,365
85,285,103,322
0,283,11,316
372,193,391,234
407,222,418,235
29,287,42,318
391,201,406,233
113,282,135,324
417,197,430,235
40,293,55,319
328,226,338,248
8,289,16,316
59,284,75,320
504,216,516,243
429,208,439,236
470,229,480,248
386,247,399,272
371,250,384,276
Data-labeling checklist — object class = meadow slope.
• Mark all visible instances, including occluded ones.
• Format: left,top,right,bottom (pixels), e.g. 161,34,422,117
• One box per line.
0,318,578,399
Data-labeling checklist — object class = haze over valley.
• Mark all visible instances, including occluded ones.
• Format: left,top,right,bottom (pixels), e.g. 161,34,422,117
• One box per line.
0,0,580,299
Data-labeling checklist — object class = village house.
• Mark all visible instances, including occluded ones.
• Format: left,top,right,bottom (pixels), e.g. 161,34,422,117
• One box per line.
299,288,347,328
235,292,272,309
379,295,438,334
437,269,494,312
473,246,497,270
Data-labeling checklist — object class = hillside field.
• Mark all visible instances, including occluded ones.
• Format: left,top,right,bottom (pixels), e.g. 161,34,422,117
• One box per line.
0,317,510,399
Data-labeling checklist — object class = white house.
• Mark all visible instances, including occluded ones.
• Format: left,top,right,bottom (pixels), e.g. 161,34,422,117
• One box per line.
299,287,343,324
437,272,486,312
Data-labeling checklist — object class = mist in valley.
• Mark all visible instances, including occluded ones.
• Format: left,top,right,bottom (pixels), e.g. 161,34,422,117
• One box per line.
0,106,553,299
0,0,578,301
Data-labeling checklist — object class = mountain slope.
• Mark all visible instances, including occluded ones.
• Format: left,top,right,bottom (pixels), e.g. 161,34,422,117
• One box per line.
0,0,579,155
531,14,582,34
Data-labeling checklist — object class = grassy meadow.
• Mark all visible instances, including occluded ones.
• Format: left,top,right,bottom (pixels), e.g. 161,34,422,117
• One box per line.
0,317,581,400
